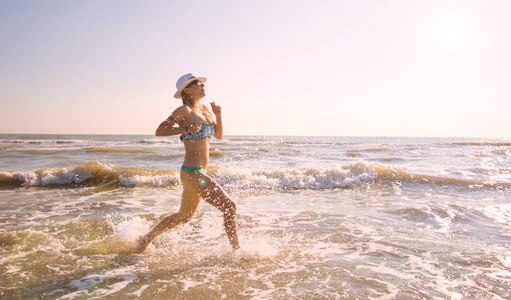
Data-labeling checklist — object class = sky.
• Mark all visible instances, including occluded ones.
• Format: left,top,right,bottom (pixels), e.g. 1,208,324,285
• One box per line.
1,0,510,137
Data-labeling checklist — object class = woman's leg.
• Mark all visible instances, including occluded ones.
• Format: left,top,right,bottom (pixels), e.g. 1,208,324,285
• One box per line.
192,171,240,249
135,173,202,253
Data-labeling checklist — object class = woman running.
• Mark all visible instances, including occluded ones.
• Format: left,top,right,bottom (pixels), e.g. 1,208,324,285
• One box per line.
135,73,240,253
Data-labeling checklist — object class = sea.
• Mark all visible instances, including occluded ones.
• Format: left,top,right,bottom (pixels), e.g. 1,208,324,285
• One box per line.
0,134,510,299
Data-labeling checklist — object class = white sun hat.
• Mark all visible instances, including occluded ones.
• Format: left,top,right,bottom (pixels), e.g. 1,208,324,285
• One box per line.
173,73,207,99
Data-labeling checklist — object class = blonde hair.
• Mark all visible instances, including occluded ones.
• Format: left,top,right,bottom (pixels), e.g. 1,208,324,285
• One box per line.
181,91,194,106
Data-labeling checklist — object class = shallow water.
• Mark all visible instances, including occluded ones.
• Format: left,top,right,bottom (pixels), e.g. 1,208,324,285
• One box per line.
1,134,510,299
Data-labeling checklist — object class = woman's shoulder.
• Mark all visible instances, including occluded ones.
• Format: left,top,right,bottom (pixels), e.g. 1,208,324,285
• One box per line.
173,105,193,115
169,105,193,123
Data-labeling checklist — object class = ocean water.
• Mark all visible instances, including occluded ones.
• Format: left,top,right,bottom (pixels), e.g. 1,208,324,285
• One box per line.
0,134,510,299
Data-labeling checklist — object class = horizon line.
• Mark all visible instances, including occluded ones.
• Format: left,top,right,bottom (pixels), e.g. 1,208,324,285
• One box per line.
0,133,509,139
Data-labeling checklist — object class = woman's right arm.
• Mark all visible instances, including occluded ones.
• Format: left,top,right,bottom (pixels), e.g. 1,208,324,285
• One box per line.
155,108,187,136
155,118,187,136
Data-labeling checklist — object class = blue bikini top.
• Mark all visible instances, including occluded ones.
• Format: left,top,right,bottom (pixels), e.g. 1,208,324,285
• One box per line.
180,109,215,140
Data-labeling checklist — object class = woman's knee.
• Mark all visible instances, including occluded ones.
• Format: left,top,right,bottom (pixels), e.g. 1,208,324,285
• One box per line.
167,212,193,224
223,199,237,215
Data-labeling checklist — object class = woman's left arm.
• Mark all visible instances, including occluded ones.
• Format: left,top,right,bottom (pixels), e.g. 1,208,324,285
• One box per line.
210,102,223,139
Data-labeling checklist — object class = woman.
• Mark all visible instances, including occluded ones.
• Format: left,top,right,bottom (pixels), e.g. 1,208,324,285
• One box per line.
135,73,240,253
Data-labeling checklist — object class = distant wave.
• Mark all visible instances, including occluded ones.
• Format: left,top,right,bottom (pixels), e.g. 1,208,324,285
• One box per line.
450,142,511,147
344,147,394,157
136,138,178,145
1,161,507,190
210,148,231,156
84,148,154,154
15,148,158,156
491,149,511,155
344,151,362,157
363,147,394,152
0,139,90,145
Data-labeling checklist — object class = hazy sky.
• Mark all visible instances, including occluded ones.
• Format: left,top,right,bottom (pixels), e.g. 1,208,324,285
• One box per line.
1,0,510,137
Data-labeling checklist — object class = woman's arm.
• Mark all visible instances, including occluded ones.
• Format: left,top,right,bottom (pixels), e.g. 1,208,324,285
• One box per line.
155,117,187,137
155,107,188,137
210,102,223,139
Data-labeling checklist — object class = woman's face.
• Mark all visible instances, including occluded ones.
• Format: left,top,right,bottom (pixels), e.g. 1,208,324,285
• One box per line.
183,80,205,99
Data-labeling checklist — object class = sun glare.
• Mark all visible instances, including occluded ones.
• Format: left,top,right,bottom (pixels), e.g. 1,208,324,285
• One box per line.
430,16,473,54
416,2,485,61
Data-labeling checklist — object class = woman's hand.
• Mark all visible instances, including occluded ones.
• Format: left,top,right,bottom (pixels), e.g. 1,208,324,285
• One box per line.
210,102,222,117
186,122,202,133
210,101,223,139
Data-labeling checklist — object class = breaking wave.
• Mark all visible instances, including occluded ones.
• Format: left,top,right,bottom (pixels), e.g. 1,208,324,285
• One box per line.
1,161,507,190
0,161,180,188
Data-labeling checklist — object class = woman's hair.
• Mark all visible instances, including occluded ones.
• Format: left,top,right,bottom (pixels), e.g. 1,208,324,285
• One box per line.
181,90,193,106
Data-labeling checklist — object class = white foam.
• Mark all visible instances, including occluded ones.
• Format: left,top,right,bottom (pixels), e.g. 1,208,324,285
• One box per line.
195,211,225,241
119,174,179,187
498,255,511,268
2,162,182,188
4,162,115,187
10,171,38,186
137,138,178,145
427,205,455,234
214,162,377,190
484,204,511,224
180,279,203,291
60,272,137,299
128,284,149,297
114,217,151,243
234,235,279,259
